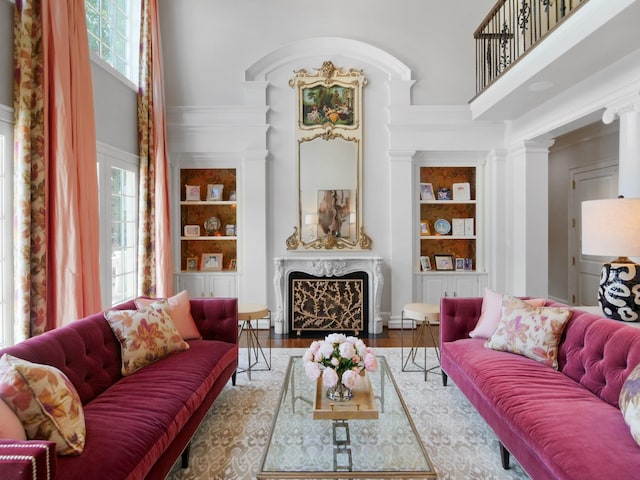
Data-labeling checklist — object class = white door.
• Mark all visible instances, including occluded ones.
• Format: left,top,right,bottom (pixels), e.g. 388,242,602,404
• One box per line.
569,164,618,306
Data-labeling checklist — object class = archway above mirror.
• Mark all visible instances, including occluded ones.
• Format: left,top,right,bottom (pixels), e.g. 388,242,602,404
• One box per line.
287,61,371,250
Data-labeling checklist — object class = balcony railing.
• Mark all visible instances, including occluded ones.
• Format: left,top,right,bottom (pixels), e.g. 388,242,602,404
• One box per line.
474,0,588,95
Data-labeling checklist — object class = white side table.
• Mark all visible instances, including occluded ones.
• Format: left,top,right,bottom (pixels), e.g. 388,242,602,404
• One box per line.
401,303,441,381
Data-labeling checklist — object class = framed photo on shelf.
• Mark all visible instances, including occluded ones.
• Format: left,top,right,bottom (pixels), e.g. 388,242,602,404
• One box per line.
420,256,431,272
434,254,455,271
420,220,431,236
455,258,465,271
229,259,237,270
464,258,473,271
452,182,471,201
185,185,201,201
207,184,224,201
225,224,236,236
201,253,223,271
186,257,198,271
420,183,435,201
183,225,200,237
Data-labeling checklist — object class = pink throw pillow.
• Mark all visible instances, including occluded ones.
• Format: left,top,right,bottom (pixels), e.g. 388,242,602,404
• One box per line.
135,290,201,340
0,398,26,441
469,288,546,339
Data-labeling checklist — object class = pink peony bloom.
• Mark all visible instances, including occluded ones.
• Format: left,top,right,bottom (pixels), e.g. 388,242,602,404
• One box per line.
302,349,314,362
331,357,340,367
339,341,355,360
322,367,339,387
304,361,321,381
364,353,378,372
341,369,359,389
318,341,334,359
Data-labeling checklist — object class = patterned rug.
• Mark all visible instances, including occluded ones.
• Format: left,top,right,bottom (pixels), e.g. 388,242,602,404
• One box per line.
166,348,530,480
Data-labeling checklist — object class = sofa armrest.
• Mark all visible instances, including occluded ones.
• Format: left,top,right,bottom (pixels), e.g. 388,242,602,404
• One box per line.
0,441,57,480
189,298,238,344
440,297,483,343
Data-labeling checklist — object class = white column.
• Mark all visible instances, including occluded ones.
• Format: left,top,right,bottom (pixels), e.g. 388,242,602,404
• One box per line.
485,149,509,293
388,150,416,326
603,95,640,198
508,139,554,297
240,150,269,305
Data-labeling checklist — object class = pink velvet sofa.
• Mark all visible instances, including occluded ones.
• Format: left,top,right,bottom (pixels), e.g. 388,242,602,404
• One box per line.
0,297,238,480
440,296,640,480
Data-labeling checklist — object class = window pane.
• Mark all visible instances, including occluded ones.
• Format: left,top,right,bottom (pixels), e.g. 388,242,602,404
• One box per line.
122,196,136,222
85,0,139,85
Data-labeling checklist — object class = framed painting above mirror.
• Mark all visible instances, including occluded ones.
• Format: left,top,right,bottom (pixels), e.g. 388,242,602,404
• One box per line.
287,61,371,250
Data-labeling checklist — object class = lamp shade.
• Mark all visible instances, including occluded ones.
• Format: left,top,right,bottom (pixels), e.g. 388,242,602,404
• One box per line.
581,198,640,258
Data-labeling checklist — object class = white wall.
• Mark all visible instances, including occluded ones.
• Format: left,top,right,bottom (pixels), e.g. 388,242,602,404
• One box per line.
158,0,495,107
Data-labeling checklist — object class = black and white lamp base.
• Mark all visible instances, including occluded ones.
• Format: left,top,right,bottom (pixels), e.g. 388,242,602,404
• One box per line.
598,260,640,322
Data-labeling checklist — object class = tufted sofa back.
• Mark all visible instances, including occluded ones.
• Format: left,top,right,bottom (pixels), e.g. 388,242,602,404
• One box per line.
552,304,640,408
0,301,137,405
440,297,640,408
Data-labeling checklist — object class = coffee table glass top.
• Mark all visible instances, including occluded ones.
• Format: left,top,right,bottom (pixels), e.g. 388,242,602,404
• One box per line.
257,356,436,479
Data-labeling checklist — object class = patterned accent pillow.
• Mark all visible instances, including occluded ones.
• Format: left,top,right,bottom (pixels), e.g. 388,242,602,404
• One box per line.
0,354,85,455
469,288,547,339
620,362,640,446
484,295,572,369
105,300,190,376
134,290,202,340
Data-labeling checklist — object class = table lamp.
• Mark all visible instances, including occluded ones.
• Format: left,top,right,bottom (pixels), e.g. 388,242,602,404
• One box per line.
581,198,640,321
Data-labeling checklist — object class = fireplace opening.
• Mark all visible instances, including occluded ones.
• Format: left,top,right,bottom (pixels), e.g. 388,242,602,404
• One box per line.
288,270,369,336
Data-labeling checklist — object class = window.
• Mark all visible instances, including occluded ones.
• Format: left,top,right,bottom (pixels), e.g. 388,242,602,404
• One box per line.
0,113,13,347
97,146,139,306
85,0,141,85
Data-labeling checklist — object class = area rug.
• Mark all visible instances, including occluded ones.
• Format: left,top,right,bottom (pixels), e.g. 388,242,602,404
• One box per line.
166,348,530,480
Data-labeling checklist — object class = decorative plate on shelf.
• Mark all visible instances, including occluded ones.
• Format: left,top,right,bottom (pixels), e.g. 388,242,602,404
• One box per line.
434,219,451,235
204,216,221,234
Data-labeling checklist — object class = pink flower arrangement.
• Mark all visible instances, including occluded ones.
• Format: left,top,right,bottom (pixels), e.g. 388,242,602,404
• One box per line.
303,333,378,389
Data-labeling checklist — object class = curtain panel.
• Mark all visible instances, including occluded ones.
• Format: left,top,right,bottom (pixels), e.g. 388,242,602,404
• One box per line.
13,0,101,341
137,0,173,297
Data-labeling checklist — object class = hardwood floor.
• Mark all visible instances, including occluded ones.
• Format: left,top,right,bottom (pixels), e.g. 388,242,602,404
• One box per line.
240,326,439,349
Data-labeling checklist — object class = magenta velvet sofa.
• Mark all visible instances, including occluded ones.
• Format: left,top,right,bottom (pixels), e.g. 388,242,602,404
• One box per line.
440,296,640,480
0,297,238,480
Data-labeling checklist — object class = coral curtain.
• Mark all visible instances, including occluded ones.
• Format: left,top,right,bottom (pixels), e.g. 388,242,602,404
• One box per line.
137,0,173,297
13,0,101,341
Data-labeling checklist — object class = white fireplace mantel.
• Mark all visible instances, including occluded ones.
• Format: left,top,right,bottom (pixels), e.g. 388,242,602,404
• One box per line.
273,256,384,335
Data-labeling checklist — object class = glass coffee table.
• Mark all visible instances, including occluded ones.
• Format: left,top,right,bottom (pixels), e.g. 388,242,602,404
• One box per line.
257,356,436,479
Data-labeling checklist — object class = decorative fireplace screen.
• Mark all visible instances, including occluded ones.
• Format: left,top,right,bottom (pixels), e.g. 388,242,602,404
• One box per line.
289,271,368,335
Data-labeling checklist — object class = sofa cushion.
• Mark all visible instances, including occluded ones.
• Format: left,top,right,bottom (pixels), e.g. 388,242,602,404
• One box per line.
0,354,85,455
55,340,237,480
470,288,546,339
442,338,640,479
619,361,640,446
0,396,26,440
134,290,202,340
105,300,190,376
485,295,572,369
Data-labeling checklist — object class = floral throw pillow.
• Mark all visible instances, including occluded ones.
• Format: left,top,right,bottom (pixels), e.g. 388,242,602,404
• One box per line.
620,362,640,446
104,300,190,376
484,295,572,369
134,290,201,340
0,354,85,455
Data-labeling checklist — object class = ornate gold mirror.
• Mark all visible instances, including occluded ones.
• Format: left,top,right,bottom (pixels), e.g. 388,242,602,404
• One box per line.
286,61,371,250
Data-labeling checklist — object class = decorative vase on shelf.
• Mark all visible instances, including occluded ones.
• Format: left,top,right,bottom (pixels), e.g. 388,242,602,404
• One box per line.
326,375,353,402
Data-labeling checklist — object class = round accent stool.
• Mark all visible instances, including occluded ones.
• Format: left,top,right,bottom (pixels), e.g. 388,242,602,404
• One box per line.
401,303,441,381
237,304,271,380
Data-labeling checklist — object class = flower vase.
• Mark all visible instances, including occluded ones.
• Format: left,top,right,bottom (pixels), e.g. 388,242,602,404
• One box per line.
326,379,353,402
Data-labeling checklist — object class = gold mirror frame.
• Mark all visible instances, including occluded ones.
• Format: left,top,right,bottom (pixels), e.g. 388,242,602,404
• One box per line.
287,61,371,250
